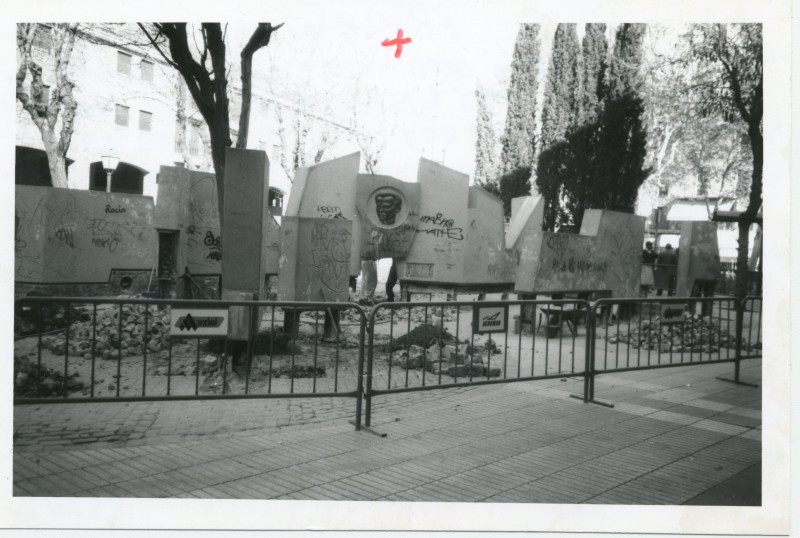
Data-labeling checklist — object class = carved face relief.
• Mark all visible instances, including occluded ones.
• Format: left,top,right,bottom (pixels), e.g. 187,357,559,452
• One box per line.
375,193,402,225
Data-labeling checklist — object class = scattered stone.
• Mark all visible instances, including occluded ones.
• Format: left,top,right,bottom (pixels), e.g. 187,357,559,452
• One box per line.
605,314,759,353
385,323,456,352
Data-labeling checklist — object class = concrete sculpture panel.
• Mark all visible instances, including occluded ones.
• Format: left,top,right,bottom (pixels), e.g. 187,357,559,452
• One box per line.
398,159,519,287
154,165,221,275
15,186,155,283
278,217,353,302
675,221,721,297
515,209,645,297
284,153,361,276
221,148,271,297
464,187,516,283
156,164,281,278
356,174,421,260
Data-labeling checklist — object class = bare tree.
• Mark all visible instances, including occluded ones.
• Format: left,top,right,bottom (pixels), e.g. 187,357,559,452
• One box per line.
16,23,79,188
686,24,762,300
138,22,282,227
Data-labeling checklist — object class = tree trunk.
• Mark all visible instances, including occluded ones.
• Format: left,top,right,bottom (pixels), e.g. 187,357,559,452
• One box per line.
208,123,227,230
236,53,253,149
734,222,750,300
41,129,69,188
734,121,762,301
748,224,762,271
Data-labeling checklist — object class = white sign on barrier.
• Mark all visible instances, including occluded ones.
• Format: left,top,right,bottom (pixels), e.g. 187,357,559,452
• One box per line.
660,303,687,325
170,308,229,338
472,305,508,334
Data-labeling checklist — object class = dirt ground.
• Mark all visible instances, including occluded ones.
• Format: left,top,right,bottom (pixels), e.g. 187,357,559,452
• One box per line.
13,296,761,401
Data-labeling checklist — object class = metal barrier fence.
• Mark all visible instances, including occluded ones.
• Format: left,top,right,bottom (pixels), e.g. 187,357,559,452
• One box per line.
13,297,367,430
584,295,762,403
14,294,762,430
364,299,591,427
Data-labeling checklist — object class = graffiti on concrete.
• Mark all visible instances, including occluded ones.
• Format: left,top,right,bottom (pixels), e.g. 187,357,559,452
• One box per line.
309,222,351,296
416,212,463,240
316,205,345,219
203,230,221,261
86,216,146,253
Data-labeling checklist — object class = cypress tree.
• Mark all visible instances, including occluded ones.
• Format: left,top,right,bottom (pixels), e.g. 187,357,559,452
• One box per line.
474,86,500,197
498,23,541,217
535,23,581,230
562,23,609,229
580,23,608,125
592,23,651,213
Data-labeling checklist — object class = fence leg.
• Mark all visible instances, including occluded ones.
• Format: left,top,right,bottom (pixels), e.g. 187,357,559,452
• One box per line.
354,311,365,431
717,298,759,387
571,307,593,404
571,303,614,408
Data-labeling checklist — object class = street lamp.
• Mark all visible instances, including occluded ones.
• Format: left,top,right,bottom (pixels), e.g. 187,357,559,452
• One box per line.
101,155,119,193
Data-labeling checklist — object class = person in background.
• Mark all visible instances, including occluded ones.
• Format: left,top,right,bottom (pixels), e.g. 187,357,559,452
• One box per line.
656,243,678,296
386,258,398,302
642,241,658,264
360,259,377,301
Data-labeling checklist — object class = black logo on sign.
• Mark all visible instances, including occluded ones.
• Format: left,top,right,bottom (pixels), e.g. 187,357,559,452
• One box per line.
482,311,502,327
663,307,684,318
174,313,224,332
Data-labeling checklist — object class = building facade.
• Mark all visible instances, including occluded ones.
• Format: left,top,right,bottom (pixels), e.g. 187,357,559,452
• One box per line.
15,23,362,205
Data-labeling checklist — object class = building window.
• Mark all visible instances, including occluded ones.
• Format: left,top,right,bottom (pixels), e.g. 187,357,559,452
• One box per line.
115,104,129,126
140,60,154,82
139,110,153,132
117,51,132,75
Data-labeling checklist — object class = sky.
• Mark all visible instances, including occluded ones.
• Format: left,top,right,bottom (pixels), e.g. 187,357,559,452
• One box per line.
250,18,536,182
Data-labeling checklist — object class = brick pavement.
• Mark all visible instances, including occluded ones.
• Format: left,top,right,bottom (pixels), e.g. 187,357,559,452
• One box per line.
13,359,761,504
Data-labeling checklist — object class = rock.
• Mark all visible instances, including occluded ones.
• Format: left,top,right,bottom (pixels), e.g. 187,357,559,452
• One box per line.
447,364,468,378
15,372,28,387
200,355,222,374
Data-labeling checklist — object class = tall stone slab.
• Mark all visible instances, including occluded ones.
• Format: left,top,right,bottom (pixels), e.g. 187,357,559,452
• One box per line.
399,159,470,283
154,165,221,275
221,148,270,296
15,185,155,283
463,187,515,283
515,209,645,297
356,173,421,260
284,153,361,276
505,195,545,285
675,221,721,297
278,217,353,302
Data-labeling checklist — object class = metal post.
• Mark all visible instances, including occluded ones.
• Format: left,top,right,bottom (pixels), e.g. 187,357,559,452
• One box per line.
354,308,367,431
734,297,744,383
364,307,376,428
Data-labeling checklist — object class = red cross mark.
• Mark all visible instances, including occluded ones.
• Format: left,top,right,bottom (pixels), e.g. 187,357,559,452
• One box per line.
382,29,412,58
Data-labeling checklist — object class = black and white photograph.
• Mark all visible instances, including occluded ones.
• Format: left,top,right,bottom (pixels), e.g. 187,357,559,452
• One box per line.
3,0,794,534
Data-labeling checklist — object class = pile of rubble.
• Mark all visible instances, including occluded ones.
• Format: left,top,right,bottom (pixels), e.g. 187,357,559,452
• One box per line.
385,323,457,352
605,314,760,353
14,355,84,397
14,302,90,336
388,342,502,378
40,303,172,359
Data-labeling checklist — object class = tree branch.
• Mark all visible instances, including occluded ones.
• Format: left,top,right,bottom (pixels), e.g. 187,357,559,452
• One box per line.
137,24,180,70
236,22,283,149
